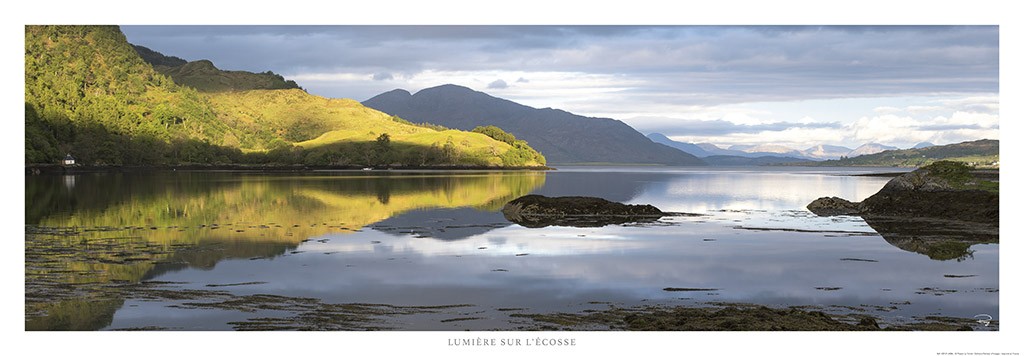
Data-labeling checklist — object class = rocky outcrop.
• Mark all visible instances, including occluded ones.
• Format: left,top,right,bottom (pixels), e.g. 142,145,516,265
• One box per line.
502,195,666,228
807,161,998,225
806,197,861,216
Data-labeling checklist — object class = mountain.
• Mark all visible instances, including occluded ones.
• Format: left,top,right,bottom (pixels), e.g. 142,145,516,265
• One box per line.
132,44,186,67
809,139,998,167
646,133,710,157
802,144,854,160
697,143,742,156
702,155,815,166
849,142,898,157
363,85,705,165
133,45,301,92
730,144,803,156
648,133,815,165
913,142,936,149
25,26,545,168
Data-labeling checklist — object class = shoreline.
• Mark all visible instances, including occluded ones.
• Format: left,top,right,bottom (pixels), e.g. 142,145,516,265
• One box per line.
26,164,555,174
852,169,998,180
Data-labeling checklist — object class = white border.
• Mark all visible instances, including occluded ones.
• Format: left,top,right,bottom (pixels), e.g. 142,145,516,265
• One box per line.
3,1,1018,355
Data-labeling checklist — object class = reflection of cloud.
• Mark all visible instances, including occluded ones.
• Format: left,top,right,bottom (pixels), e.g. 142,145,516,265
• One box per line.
300,226,643,257
196,219,997,321
631,170,894,212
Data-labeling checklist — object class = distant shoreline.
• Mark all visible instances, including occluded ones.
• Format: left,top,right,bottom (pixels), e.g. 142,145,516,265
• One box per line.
853,169,998,179
25,164,554,174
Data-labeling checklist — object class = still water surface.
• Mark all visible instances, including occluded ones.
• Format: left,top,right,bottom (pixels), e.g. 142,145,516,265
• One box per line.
25,167,998,330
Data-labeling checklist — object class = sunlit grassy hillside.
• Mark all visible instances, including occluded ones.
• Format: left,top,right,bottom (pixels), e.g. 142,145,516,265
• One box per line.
206,89,546,166
25,25,546,167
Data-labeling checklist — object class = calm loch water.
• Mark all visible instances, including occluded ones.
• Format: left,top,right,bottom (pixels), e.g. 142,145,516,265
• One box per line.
24,167,998,330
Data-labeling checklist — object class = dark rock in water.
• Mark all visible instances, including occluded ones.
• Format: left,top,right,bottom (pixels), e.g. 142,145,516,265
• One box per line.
857,316,880,329
502,195,665,228
807,161,999,260
862,191,997,225
807,161,998,224
806,197,861,216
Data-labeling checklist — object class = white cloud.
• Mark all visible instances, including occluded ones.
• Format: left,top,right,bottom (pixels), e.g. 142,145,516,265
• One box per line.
906,105,943,114
872,106,902,114
637,100,998,150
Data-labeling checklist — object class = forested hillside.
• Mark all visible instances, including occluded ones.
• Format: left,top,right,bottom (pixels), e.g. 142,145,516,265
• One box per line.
24,26,545,168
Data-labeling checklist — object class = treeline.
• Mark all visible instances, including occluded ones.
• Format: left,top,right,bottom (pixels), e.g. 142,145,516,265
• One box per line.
28,102,487,167
389,115,449,131
472,125,546,166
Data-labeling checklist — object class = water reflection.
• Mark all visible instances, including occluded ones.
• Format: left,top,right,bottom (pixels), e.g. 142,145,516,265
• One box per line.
24,168,998,331
24,171,545,330
863,216,999,261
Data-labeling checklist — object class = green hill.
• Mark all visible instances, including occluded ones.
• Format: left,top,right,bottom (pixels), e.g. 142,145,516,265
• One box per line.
133,44,300,92
205,89,546,166
807,139,998,168
25,25,545,168
131,44,186,67
25,25,234,164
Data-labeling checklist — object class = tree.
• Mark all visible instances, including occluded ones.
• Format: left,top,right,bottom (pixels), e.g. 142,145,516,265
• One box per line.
374,133,392,165
442,136,459,164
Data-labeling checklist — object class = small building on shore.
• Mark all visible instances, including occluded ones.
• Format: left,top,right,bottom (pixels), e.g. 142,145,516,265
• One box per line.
62,153,76,166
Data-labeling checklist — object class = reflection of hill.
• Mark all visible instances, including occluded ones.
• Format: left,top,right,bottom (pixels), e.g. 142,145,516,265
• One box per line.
370,208,512,241
25,171,545,330
862,216,998,261
533,171,675,202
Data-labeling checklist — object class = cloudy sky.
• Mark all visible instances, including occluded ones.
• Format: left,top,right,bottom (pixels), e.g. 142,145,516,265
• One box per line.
122,25,999,150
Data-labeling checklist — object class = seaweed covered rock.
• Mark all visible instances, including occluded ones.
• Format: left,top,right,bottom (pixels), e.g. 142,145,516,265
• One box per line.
860,161,998,224
807,161,998,225
502,195,665,228
806,197,861,216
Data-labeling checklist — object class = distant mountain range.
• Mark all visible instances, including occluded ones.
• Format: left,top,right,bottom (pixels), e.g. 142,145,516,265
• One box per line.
648,133,907,161
701,155,815,166
807,139,998,167
363,85,705,165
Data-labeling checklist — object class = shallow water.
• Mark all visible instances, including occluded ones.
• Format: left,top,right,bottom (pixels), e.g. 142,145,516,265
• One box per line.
24,167,998,330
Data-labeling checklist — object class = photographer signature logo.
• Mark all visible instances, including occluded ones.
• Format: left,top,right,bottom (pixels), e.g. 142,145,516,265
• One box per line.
973,314,993,327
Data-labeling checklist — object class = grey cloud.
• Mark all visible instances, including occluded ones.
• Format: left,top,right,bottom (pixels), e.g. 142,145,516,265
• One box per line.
372,72,394,81
516,77,529,83
960,104,999,114
919,124,997,131
120,25,998,103
487,79,508,89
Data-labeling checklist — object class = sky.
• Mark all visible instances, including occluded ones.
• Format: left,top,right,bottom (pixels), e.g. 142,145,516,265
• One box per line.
121,25,1000,150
